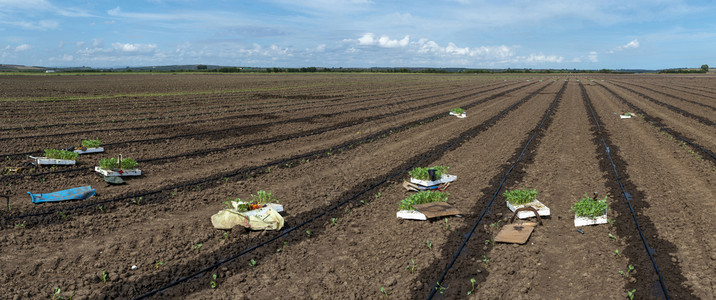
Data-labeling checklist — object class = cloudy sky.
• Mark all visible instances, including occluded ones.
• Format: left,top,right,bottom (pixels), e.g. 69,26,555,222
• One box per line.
1,0,714,69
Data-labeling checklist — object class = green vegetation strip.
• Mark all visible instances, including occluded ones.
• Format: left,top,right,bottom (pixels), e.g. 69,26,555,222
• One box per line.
399,191,448,211
571,193,609,219
408,166,449,180
502,188,538,205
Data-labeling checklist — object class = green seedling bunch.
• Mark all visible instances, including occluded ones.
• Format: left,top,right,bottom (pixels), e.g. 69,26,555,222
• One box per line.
248,259,257,267
482,255,490,268
399,191,448,211
193,243,203,252
44,149,78,160
502,188,538,205
250,190,278,204
408,166,449,181
233,190,279,212
571,193,609,219
99,157,139,169
81,139,101,148
450,107,465,114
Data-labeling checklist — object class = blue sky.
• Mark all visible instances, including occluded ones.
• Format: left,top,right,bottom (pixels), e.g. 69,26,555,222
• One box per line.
1,0,714,69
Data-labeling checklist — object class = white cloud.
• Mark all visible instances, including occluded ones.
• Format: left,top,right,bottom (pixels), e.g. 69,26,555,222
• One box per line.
356,33,410,48
112,42,158,53
588,51,598,62
15,44,31,51
516,54,564,64
92,39,104,48
609,39,639,53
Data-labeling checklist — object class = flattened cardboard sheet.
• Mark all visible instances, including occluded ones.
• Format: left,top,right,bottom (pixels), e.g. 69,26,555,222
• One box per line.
414,202,460,219
494,223,537,244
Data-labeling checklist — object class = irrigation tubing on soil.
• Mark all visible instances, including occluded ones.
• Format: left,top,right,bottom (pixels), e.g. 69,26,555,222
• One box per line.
0,81,517,157
581,83,670,299
609,82,716,127
1,83,537,221
426,81,566,300
132,82,553,299
595,83,716,162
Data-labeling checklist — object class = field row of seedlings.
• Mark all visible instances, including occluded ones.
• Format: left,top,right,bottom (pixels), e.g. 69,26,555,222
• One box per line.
1,74,714,299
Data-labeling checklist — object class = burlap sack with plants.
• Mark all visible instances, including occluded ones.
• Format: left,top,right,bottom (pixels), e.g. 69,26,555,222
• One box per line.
211,207,284,231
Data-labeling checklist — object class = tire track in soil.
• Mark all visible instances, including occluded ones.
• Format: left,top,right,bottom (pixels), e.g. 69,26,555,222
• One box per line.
0,82,545,227
0,81,530,186
612,80,716,111
594,83,716,162
582,82,696,299
608,82,716,127
88,83,556,299
413,81,566,299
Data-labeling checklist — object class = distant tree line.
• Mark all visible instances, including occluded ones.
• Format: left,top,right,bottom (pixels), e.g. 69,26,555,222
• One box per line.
658,64,709,74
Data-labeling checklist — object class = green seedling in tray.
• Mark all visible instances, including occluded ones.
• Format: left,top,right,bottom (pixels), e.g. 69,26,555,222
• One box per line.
450,107,465,114
502,188,538,205
233,190,279,212
44,149,78,160
99,157,139,169
399,191,448,211
408,166,449,181
81,139,102,148
571,193,609,219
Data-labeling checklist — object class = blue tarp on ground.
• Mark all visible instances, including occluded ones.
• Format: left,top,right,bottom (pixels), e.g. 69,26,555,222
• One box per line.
27,186,95,204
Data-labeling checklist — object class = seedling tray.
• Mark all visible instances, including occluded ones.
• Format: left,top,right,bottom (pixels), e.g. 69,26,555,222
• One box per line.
506,199,550,219
95,166,142,177
410,174,457,187
449,112,466,118
234,201,284,216
29,156,76,166
574,210,608,227
74,147,104,154
396,210,427,220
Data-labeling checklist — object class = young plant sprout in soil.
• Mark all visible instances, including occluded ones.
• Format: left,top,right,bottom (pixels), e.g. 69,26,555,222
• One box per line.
571,193,609,219
409,166,449,181
450,107,465,114
81,139,102,148
399,191,448,211
502,188,538,205
43,149,78,161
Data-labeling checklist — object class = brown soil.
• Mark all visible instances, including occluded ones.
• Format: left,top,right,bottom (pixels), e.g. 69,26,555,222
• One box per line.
0,74,714,299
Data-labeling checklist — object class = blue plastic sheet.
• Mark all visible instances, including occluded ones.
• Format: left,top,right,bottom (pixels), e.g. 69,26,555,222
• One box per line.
27,186,95,204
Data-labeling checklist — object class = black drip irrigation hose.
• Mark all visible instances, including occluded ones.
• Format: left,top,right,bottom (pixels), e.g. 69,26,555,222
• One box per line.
613,80,716,111
132,82,554,300
426,81,565,300
595,83,716,162
1,82,540,224
0,81,515,156
581,83,670,299
610,82,716,127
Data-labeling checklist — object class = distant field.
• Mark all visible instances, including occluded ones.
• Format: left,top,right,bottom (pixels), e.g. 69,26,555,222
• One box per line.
1,73,714,299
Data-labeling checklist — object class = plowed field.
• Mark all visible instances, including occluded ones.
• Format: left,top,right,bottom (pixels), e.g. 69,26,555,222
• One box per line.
1,73,714,299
